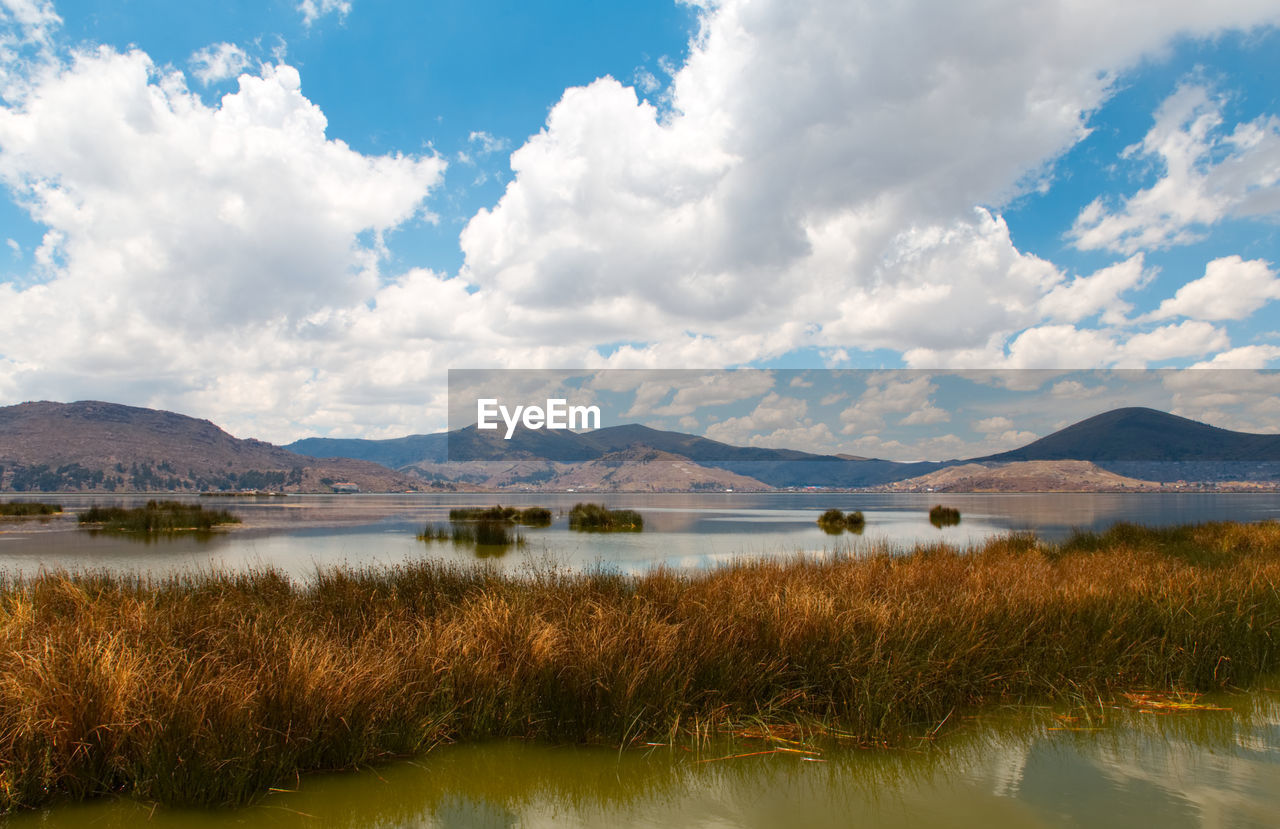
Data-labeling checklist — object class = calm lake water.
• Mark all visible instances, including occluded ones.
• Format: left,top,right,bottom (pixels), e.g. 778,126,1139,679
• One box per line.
4,492,1280,826
2,491,1280,580
7,688,1279,828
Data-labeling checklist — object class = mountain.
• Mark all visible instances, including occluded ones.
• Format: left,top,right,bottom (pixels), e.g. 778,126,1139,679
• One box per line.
285,405,1280,489
975,407,1280,483
288,421,940,488
979,407,1280,462
0,400,424,493
285,433,448,468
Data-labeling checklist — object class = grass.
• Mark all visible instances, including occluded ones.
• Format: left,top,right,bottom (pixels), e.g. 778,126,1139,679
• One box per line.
929,505,961,528
448,506,552,526
568,502,644,532
78,500,240,533
3,520,1280,812
0,502,62,517
817,509,865,534
418,520,527,548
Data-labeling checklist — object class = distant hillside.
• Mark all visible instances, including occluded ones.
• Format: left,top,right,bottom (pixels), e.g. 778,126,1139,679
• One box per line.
887,460,1159,492
284,434,448,468
274,404,1280,492
289,421,939,488
977,407,1280,482
0,401,423,493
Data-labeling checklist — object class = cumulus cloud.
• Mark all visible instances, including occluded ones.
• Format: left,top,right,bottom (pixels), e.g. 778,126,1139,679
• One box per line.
1149,255,1280,320
839,373,943,435
189,42,249,86
3,0,1280,440
1038,254,1151,324
704,392,837,450
1069,84,1280,254
1189,345,1280,368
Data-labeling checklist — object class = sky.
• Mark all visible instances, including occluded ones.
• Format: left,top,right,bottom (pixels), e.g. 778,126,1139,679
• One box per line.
1,0,1279,455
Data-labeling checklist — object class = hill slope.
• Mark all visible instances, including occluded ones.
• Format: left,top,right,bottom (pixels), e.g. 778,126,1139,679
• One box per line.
0,401,422,492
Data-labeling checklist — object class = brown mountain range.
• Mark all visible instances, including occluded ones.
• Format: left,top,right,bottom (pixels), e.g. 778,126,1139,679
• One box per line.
0,401,422,493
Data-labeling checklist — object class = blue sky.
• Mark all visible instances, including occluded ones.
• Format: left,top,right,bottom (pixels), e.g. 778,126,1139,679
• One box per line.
1,0,1279,453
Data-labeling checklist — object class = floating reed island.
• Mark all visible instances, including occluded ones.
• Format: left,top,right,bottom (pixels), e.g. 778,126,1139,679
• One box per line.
3,521,1280,812
929,505,961,528
78,500,240,533
568,502,644,531
0,501,62,517
817,508,865,534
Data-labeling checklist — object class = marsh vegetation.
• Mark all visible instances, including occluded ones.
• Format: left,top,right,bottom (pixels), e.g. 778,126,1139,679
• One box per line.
77,500,240,533
2,521,1279,812
929,505,961,528
0,502,62,517
816,508,865,534
567,502,644,531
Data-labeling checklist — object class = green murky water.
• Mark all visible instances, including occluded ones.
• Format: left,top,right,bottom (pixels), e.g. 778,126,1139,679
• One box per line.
7,690,1279,828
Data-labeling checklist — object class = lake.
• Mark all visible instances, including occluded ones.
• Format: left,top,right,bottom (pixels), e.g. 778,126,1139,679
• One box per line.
1,491,1279,581
6,686,1279,828
4,491,1280,826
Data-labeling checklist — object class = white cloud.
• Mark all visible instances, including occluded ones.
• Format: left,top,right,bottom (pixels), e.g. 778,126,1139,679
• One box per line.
189,42,249,86
1038,254,1151,324
1149,255,1280,320
467,130,509,156
973,416,1015,433
1120,320,1230,363
704,392,837,450
1189,345,1280,368
2,0,1280,440
297,0,350,27
1069,84,1280,254
839,373,941,435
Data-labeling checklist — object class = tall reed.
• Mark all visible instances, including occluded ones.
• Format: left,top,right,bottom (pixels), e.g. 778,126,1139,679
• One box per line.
2,521,1280,812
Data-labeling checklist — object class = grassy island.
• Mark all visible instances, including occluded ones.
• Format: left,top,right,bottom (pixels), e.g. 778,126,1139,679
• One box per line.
2,521,1280,812
929,505,961,528
78,500,240,533
448,506,553,526
568,502,644,531
0,502,62,517
817,508,865,533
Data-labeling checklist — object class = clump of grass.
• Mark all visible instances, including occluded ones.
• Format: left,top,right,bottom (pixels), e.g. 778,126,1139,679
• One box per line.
928,505,961,528
418,521,527,549
568,502,643,532
4,520,1280,812
78,500,240,533
0,502,62,517
448,506,553,526
817,509,865,534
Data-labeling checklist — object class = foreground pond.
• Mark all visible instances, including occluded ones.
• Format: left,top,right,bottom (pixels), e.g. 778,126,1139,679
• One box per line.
8,688,1279,828
2,492,1278,580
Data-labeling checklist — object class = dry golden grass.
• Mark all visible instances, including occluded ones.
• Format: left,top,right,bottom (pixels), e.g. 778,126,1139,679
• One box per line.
2,520,1280,811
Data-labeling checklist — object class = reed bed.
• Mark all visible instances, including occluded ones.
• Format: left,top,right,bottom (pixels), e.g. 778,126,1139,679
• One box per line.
78,500,240,533
2,521,1280,811
0,502,62,517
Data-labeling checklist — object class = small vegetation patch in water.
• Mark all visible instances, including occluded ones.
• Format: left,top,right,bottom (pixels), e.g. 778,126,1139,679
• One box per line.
0,501,62,517
568,502,644,532
78,500,241,533
929,505,961,528
448,506,552,526
419,520,527,549
817,509,865,534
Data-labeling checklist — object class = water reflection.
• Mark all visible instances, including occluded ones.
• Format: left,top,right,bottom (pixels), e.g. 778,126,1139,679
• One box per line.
0,492,1278,581
7,691,1279,828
